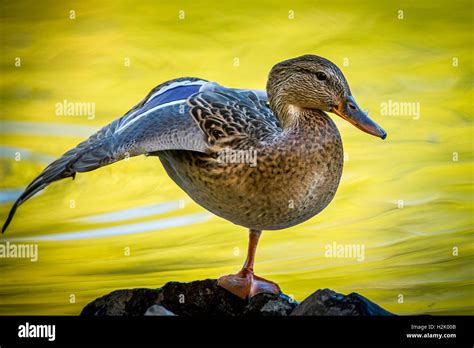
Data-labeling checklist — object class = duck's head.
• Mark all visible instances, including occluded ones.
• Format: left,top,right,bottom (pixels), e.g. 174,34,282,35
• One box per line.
267,54,386,139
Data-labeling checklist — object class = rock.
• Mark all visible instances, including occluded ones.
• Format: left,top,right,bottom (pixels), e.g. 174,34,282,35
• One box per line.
80,279,394,316
81,288,161,316
245,293,296,316
155,279,247,315
144,305,176,316
290,288,394,316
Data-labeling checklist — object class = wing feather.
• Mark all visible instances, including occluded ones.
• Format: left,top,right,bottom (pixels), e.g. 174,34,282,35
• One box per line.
2,78,208,233
187,85,281,147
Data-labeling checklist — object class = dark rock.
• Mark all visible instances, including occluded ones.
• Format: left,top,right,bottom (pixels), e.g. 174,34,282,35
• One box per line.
80,280,394,316
245,293,297,316
156,279,247,315
290,288,394,316
80,288,161,316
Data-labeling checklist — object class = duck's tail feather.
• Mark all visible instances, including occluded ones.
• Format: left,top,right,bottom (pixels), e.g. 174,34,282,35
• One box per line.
2,180,48,234
1,139,119,234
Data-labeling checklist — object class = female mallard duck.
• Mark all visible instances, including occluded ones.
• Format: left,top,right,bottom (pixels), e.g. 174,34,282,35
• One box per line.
2,55,386,299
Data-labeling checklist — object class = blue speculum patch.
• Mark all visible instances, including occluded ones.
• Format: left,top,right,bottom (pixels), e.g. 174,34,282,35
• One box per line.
147,84,202,108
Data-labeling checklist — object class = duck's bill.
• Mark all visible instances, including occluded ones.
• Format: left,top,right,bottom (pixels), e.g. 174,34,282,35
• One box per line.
330,95,387,140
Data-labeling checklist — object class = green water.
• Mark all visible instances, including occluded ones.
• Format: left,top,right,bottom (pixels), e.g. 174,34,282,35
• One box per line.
0,0,472,315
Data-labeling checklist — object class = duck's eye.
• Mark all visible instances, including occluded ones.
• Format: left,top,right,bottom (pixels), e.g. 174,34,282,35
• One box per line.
316,72,327,81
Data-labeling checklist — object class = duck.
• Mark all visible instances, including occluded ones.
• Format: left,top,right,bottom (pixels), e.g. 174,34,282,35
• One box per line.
2,55,386,299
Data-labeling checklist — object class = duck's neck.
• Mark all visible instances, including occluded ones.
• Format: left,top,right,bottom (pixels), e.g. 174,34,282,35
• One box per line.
282,105,336,137
268,97,329,134
266,80,338,138
276,104,302,129
267,86,298,129
266,79,318,130
269,100,341,153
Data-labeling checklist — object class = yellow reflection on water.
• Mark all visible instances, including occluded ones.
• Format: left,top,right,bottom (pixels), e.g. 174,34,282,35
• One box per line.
0,0,473,315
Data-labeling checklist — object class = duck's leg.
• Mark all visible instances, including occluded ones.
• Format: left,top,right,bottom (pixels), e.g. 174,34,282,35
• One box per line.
217,229,281,299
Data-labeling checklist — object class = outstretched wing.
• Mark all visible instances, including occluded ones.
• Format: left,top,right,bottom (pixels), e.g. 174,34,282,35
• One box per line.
2,78,210,233
187,84,282,148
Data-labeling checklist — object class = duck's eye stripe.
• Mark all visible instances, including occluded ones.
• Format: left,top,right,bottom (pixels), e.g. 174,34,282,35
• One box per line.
297,68,314,74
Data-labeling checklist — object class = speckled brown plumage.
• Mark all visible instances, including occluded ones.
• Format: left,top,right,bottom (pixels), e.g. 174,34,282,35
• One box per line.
159,108,343,230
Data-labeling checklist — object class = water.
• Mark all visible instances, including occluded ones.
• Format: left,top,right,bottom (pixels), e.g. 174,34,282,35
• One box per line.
0,0,472,315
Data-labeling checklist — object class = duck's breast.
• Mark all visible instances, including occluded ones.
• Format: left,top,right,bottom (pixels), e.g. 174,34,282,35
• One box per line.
157,114,343,230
